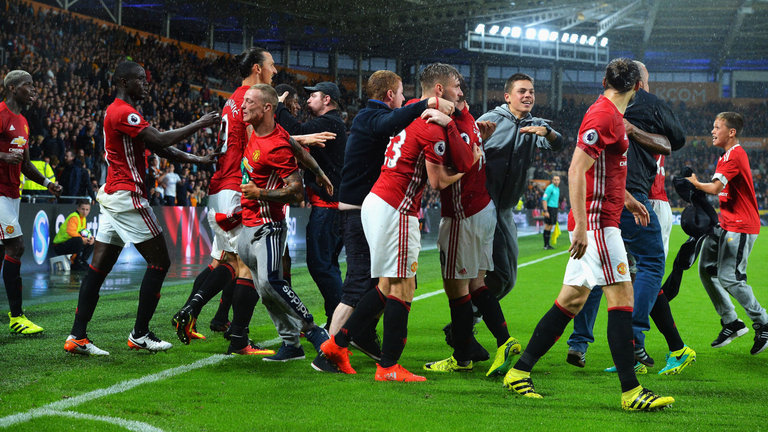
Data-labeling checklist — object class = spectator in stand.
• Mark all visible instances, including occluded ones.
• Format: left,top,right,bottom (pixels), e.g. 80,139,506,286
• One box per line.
158,163,180,205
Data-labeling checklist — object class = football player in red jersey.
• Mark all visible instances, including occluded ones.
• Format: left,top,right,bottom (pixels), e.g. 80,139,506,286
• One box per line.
503,58,675,411
422,81,523,377
64,61,220,356
1,70,62,335
228,84,331,366
171,48,333,349
321,63,478,381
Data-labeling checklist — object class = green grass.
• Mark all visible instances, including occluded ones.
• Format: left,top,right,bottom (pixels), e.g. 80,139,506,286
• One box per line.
1,227,768,431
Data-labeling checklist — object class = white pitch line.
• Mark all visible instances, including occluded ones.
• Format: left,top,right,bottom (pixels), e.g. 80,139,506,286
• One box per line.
413,250,568,301
0,251,567,430
35,410,166,432
0,355,228,429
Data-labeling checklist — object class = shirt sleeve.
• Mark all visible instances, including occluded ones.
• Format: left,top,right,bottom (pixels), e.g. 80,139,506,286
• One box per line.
421,122,446,165
115,106,149,138
713,151,742,186
576,109,612,160
270,145,299,179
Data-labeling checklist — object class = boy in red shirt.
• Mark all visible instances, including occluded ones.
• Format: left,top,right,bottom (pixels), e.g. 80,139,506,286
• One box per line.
686,111,768,355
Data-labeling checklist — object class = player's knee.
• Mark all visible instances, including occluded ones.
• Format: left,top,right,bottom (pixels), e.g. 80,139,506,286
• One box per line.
3,242,24,259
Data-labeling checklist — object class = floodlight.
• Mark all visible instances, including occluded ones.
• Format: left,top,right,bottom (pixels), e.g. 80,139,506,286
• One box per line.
511,26,522,38
561,32,569,43
549,31,558,42
579,34,588,44
569,33,578,43
525,28,536,39
489,25,499,35
475,24,485,33
600,37,608,47
501,26,511,36
588,36,596,46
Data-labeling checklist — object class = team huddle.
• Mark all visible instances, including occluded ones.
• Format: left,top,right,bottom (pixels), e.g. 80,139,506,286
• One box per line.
2,50,766,412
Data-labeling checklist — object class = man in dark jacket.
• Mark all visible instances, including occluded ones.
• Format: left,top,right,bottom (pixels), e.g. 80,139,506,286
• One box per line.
322,70,453,360
275,81,348,326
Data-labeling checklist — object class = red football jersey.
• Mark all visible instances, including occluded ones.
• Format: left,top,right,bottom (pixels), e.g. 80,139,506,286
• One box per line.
102,98,150,197
713,144,760,234
439,105,490,219
209,85,249,194
369,115,446,216
0,102,29,198
649,154,668,201
568,95,629,231
240,123,297,227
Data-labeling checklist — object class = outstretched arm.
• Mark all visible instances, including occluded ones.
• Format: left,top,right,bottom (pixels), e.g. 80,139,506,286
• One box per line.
141,111,220,150
20,147,62,195
154,146,220,165
287,137,332,196
685,173,724,195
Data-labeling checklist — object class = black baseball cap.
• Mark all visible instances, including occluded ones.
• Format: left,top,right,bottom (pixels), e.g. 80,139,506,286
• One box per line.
304,82,341,105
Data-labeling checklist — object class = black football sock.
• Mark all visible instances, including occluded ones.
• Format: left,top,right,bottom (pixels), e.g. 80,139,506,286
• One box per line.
133,265,168,337
650,291,685,352
189,263,235,316
229,278,260,350
543,230,551,247
70,265,108,338
379,296,411,368
335,286,386,348
3,256,23,316
185,265,213,307
607,307,641,393
514,301,574,372
449,294,474,362
471,285,510,347
212,278,236,324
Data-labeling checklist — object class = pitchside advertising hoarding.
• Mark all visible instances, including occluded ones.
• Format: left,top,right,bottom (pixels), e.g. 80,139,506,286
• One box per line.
15,203,306,272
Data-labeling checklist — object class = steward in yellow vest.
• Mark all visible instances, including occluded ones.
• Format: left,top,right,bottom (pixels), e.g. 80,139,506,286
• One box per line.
52,200,95,271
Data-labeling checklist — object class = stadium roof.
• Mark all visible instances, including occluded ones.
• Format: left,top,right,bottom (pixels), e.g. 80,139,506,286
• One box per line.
41,0,768,71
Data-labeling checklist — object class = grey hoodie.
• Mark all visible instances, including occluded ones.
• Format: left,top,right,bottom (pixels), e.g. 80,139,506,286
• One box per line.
478,104,565,209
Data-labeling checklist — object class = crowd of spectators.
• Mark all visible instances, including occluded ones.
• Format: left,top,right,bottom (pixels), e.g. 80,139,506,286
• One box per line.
2,0,767,211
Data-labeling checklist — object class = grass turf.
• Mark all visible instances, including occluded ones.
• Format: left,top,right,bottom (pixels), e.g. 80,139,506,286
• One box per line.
1,226,767,431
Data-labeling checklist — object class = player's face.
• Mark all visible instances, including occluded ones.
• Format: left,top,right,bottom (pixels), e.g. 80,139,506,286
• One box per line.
711,118,733,149
504,80,535,118
257,52,277,85
241,89,265,125
440,77,463,104
125,67,149,101
306,91,328,115
11,76,36,106
390,80,405,109
553,176,560,186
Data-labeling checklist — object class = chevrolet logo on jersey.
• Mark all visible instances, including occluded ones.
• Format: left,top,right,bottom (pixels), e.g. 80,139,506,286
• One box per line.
241,158,253,184
11,136,26,147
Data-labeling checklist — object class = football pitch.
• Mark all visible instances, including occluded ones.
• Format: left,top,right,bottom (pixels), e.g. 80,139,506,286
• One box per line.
1,227,766,431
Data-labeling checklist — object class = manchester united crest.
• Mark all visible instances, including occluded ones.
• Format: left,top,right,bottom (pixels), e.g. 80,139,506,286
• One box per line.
617,262,627,275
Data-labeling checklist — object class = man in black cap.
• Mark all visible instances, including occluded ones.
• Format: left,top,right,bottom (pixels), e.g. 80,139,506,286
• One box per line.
275,81,347,332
